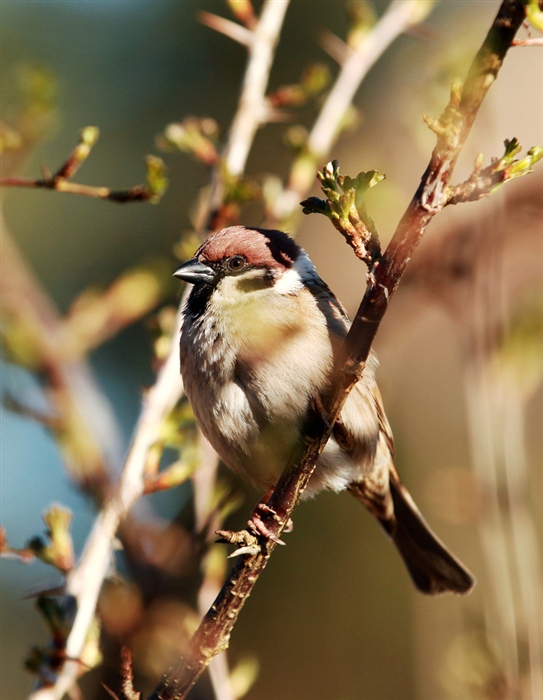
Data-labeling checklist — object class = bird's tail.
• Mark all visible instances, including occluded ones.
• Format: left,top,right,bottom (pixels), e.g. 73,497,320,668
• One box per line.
349,467,475,595
388,470,475,594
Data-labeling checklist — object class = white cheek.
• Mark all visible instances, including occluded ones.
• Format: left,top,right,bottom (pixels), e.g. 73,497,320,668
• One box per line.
273,251,319,295
273,267,303,295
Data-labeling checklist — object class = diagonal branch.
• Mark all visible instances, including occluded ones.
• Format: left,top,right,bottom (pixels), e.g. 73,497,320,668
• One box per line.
148,2,529,698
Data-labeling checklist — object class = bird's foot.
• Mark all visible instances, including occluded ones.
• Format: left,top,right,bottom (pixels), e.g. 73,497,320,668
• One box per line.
247,502,286,546
216,497,293,557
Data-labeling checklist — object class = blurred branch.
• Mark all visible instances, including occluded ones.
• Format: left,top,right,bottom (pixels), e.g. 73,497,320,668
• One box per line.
0,127,168,203
148,1,530,697
0,213,122,493
28,317,185,700
464,361,521,690
0,526,36,564
194,437,243,700
463,318,543,696
267,0,435,226
1,147,168,699
512,37,543,45
202,0,291,229
460,259,543,696
198,11,253,47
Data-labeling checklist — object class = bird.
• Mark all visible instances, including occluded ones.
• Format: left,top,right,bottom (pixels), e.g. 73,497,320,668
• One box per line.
174,225,474,595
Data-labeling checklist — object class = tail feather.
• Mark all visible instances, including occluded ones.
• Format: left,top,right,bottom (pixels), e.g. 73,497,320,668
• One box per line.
388,476,475,595
349,468,475,595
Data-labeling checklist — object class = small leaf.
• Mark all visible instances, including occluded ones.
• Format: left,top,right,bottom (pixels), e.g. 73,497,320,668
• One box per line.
29,505,74,572
230,655,260,699
160,117,219,166
489,139,543,191
300,196,331,216
0,121,23,153
145,155,168,202
223,171,261,205
144,456,197,493
300,63,331,96
227,0,255,27
302,160,383,265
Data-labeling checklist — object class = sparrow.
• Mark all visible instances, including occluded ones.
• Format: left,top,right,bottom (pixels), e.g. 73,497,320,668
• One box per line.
174,225,474,595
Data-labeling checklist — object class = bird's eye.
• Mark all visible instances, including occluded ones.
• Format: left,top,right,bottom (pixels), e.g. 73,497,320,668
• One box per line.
226,255,247,272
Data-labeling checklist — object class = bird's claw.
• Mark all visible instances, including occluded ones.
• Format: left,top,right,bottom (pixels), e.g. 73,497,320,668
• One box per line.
247,502,286,545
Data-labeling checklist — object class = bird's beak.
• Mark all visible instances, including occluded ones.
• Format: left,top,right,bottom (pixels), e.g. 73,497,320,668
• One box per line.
173,258,215,285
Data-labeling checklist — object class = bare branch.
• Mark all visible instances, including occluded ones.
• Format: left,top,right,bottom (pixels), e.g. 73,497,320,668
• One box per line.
221,0,290,178
28,313,185,700
204,0,291,230
198,11,253,47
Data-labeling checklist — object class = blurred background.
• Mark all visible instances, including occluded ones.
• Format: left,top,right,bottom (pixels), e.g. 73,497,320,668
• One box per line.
1,1,542,699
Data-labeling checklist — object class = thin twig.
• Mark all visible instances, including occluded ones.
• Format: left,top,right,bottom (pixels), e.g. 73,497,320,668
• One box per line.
0,176,159,202
198,11,253,47
204,0,291,229
512,37,543,45
148,2,528,697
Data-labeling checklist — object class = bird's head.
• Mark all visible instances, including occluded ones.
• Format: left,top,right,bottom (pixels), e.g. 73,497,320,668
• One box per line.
174,225,316,299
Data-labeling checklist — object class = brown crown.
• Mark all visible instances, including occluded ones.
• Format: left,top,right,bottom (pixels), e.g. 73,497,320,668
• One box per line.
197,226,301,270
